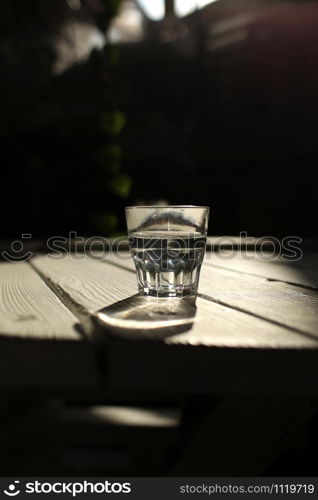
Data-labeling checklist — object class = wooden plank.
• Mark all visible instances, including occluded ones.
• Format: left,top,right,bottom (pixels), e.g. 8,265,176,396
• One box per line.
31,255,133,314
0,261,99,389
199,265,318,338
105,252,318,339
204,251,318,289
30,254,318,394
0,262,79,339
31,254,318,348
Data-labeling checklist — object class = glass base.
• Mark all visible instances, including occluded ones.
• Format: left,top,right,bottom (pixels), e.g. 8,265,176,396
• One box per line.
138,286,197,298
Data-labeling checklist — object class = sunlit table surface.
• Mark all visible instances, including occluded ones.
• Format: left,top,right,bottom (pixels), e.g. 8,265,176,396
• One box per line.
1,241,318,395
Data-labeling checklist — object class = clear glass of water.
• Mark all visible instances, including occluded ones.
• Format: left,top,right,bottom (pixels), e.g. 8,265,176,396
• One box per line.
125,205,210,298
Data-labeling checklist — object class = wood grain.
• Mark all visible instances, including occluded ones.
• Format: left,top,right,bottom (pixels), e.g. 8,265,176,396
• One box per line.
105,252,318,339
31,254,318,348
31,254,136,314
28,253,318,393
199,265,318,338
204,251,318,289
0,261,79,339
0,261,99,389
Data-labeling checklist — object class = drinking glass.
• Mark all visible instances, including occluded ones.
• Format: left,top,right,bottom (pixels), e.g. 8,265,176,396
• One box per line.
125,206,210,297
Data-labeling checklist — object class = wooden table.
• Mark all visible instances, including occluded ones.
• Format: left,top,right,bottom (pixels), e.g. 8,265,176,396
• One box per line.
1,241,318,396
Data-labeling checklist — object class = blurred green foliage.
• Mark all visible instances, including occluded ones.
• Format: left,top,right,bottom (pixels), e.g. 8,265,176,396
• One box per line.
101,110,126,136
109,174,132,198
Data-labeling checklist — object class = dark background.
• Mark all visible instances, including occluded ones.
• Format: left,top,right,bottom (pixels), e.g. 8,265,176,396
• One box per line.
1,0,317,238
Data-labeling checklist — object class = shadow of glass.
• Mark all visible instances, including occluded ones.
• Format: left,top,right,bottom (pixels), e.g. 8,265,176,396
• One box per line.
95,294,196,340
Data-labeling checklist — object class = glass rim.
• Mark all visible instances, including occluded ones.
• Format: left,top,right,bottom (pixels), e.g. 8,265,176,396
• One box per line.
125,205,210,210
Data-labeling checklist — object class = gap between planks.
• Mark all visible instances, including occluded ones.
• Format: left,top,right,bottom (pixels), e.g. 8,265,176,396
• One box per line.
202,250,318,291
28,260,90,327
30,254,318,348
0,260,99,388
0,260,80,340
104,250,313,293
102,252,318,341
204,261,318,292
